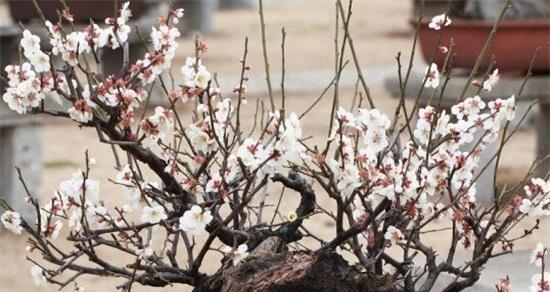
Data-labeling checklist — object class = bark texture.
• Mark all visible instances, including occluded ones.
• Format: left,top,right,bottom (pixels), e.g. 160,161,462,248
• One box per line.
208,237,392,292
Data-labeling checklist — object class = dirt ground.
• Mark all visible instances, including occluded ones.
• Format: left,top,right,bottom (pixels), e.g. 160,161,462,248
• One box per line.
0,1,548,291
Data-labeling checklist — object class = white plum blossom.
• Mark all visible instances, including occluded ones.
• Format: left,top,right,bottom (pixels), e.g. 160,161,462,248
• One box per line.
2,61,69,114
97,2,132,49
333,162,362,195
355,108,390,153
181,57,203,85
118,2,132,25
463,95,486,117
91,205,112,228
186,123,216,153
414,106,436,144
50,30,90,66
116,164,135,185
96,80,143,109
366,127,389,154
50,221,63,240
413,106,453,146
519,198,533,214
530,243,546,267
20,30,41,56
141,205,167,224
68,210,83,232
384,225,404,245
215,98,234,123
435,110,450,135
525,178,550,197
429,14,451,30
179,205,213,235
2,64,39,113
237,138,265,168
223,244,249,266
489,95,516,121
195,67,212,89
530,272,550,292
336,107,356,127
30,265,47,286
497,276,513,292
56,171,100,203
205,172,224,194
29,51,51,73
151,24,181,51
2,89,26,114
483,69,500,92
179,57,212,94
20,30,50,73
424,63,440,88
141,107,175,143
273,112,306,166
451,101,468,120
133,19,181,85
20,30,51,73
123,181,159,208
1,210,23,234
68,97,96,123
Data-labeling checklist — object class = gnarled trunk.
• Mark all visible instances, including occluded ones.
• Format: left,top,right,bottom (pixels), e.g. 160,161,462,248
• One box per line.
204,237,393,292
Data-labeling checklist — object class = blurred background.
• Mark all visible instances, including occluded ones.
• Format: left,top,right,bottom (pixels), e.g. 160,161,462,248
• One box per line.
0,0,548,291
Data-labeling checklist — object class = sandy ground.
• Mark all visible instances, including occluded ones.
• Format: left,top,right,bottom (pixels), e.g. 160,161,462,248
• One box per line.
0,1,548,291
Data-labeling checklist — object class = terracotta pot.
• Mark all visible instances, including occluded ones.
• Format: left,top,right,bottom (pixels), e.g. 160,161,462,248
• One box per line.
7,0,146,23
414,19,550,73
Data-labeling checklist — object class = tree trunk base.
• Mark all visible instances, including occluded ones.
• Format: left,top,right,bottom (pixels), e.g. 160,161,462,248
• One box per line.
215,250,388,292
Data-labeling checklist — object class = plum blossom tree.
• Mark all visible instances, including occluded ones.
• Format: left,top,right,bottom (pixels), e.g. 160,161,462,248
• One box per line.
0,0,548,291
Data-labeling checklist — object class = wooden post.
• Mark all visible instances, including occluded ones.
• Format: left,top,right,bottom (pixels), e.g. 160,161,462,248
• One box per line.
99,45,147,77
174,0,218,35
0,26,20,95
536,103,550,177
0,124,42,221
1,26,41,221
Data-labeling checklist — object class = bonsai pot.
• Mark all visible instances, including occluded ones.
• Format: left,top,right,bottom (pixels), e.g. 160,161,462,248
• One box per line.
414,18,550,73
7,0,146,23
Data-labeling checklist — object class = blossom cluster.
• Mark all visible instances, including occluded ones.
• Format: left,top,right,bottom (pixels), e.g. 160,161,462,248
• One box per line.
3,2,184,127
141,106,175,143
44,2,132,67
2,62,66,114
20,30,51,72
311,92,548,252
518,178,550,217
131,9,184,85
